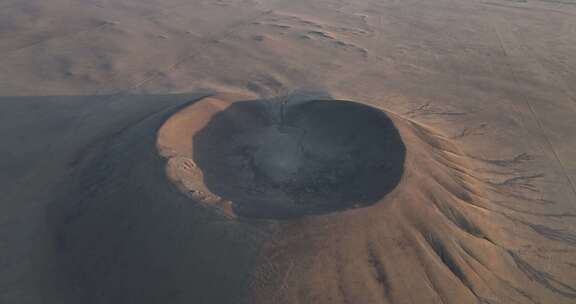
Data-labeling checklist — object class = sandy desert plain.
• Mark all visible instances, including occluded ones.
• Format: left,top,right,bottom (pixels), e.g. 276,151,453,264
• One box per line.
1,0,576,303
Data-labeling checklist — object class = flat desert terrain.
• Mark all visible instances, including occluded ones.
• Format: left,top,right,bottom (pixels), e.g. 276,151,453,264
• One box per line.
1,0,576,303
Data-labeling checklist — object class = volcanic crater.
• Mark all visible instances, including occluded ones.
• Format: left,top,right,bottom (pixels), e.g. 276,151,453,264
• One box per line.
190,99,406,218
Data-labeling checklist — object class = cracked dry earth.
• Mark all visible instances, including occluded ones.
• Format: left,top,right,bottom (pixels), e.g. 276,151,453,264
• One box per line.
1,0,576,304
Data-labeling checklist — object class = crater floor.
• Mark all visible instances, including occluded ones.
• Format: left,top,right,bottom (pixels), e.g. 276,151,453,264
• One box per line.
192,100,406,218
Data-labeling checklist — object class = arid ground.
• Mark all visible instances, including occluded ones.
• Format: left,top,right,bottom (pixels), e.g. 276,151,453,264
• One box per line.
1,0,576,303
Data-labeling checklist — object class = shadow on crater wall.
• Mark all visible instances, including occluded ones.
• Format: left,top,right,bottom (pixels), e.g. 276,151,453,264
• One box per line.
193,100,406,219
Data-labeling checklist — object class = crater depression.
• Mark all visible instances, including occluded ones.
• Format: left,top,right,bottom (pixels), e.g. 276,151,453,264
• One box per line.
160,97,406,219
